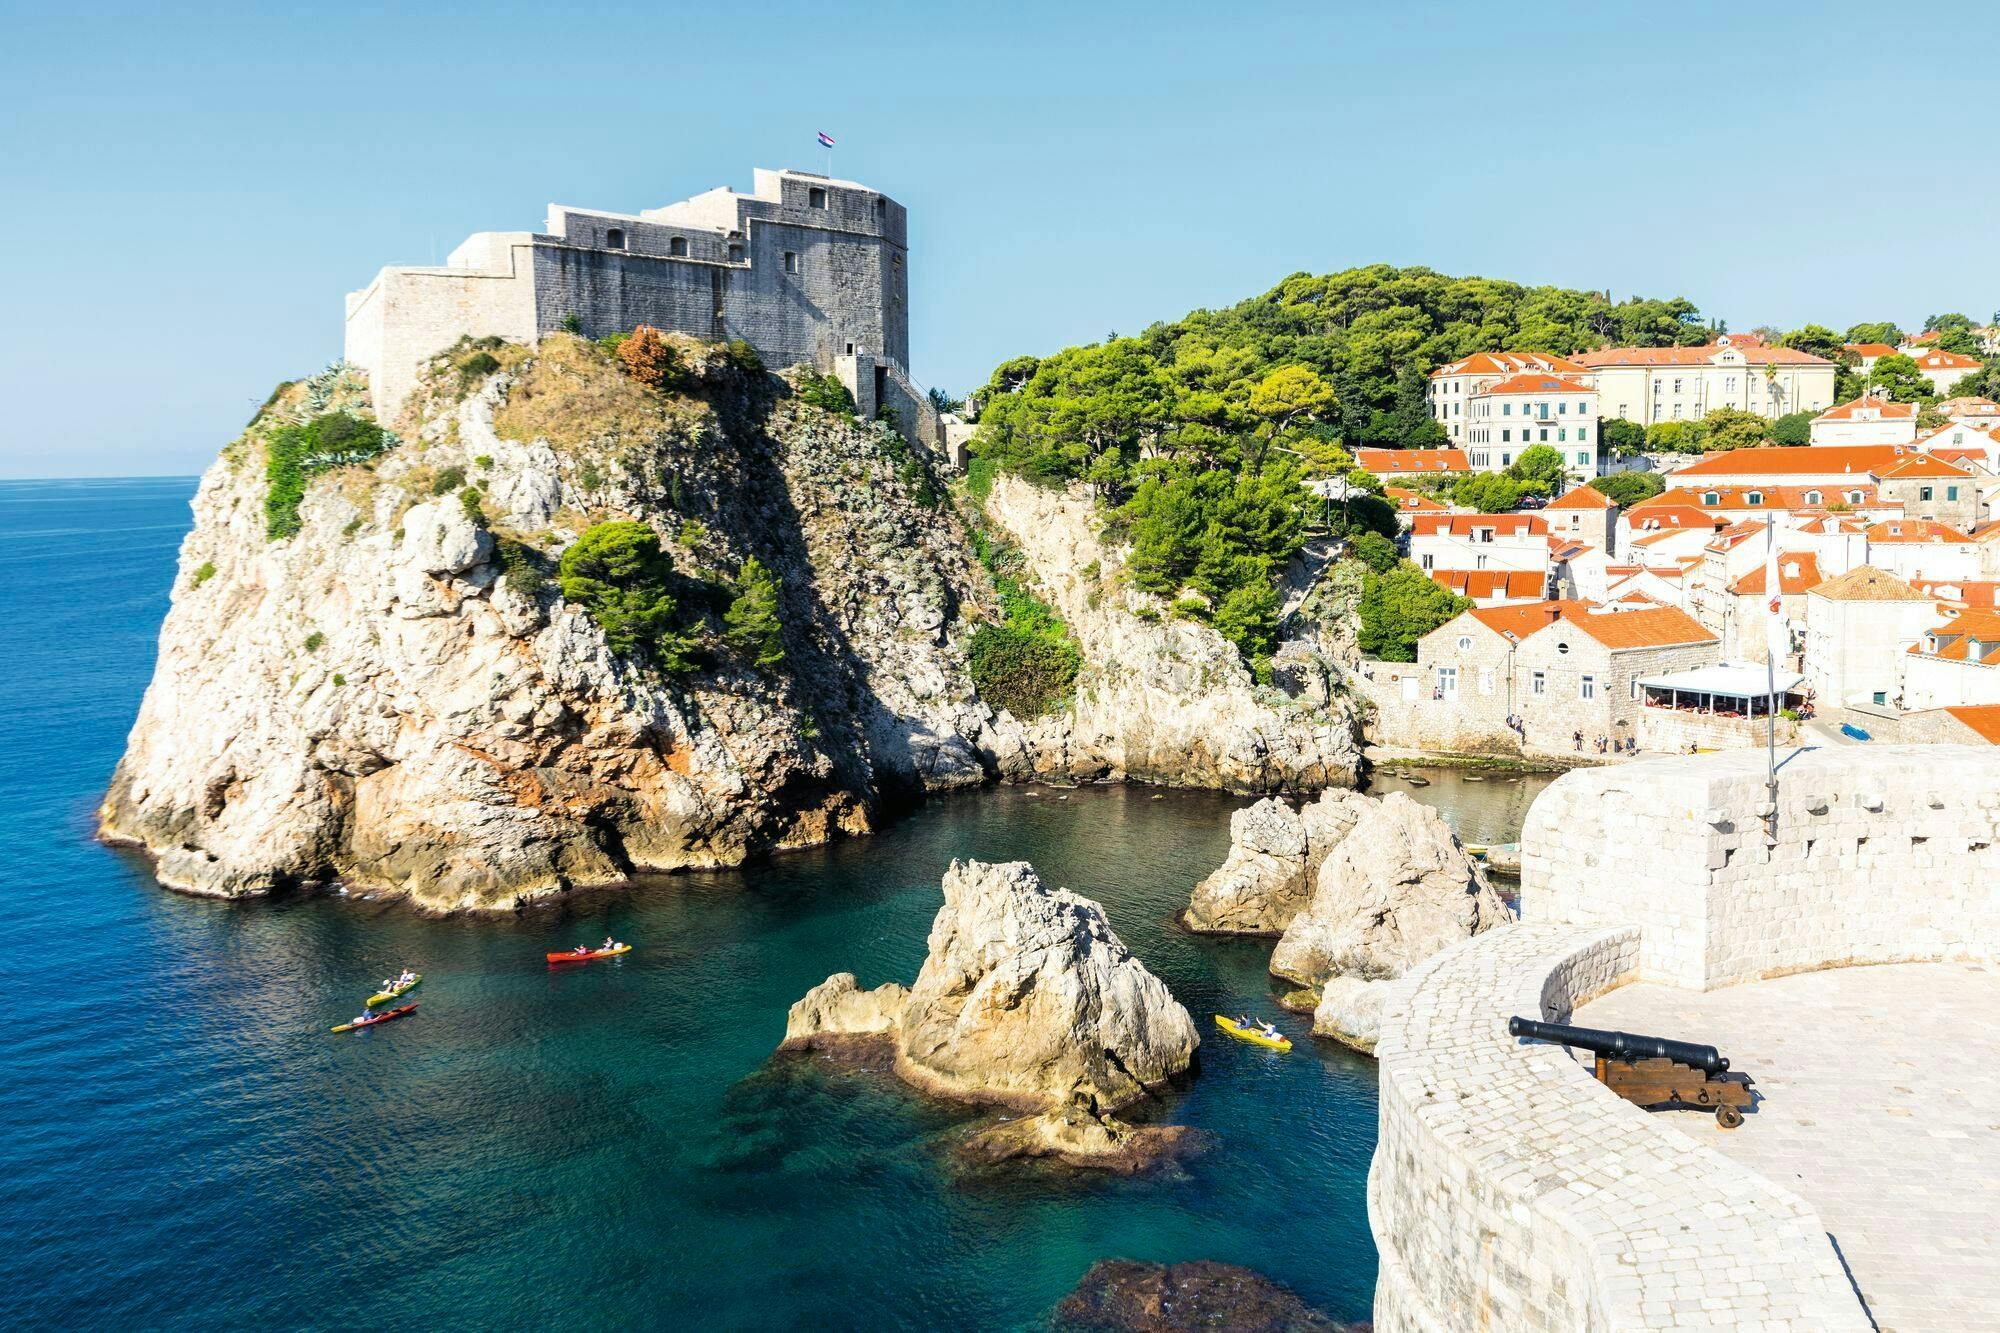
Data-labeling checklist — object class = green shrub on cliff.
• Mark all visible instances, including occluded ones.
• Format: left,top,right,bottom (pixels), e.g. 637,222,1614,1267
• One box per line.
794,371,856,417
264,411,391,540
724,557,786,671
1358,561,1470,662
966,541,1081,719
558,520,695,672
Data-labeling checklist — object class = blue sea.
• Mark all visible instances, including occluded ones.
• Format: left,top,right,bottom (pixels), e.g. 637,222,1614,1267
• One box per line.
0,478,1550,1330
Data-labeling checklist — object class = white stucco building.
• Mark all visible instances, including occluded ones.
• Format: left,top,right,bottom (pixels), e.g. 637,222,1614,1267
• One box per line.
1809,394,1917,446
1803,566,1935,707
1461,373,1599,476
1572,335,1835,427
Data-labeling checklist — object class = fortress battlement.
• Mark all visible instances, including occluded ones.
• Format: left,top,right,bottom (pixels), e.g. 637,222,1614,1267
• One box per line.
344,168,932,443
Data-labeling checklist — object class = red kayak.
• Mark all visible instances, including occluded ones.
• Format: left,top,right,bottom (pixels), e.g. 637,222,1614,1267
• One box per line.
547,943,633,964
331,1003,417,1033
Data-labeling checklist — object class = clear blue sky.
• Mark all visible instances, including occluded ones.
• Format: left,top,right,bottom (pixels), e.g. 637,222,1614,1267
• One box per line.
5,1,1996,478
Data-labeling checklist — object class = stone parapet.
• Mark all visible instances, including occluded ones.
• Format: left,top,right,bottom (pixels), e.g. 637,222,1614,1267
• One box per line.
1521,745,2000,989
1371,921,1869,1331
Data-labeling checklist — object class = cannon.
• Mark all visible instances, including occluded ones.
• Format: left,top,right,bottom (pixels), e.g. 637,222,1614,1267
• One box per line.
1508,1016,1752,1128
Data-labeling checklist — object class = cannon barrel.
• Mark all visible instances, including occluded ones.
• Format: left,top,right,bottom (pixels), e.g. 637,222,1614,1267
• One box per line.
1507,1016,1728,1075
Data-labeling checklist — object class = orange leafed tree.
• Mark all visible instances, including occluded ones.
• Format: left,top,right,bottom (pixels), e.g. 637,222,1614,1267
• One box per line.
618,326,684,390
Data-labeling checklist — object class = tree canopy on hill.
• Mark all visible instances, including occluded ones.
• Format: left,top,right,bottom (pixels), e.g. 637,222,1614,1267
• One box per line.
970,264,1711,666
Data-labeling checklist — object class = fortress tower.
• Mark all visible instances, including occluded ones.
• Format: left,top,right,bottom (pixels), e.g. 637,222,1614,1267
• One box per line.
343,168,935,443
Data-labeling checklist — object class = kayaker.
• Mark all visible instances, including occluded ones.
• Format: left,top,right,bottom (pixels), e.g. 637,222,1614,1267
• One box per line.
1261,1022,1281,1039
380,978,394,991
352,1012,370,1026
603,936,617,951
397,969,415,985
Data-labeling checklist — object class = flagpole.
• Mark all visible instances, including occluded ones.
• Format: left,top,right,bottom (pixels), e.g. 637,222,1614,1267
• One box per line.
1765,518,1779,844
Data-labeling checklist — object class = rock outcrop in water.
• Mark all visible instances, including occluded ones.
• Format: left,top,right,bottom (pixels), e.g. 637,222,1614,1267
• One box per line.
1182,790,1372,934
103,337,1362,913
782,858,1200,1167
1268,792,1512,1053
1052,1259,1357,1332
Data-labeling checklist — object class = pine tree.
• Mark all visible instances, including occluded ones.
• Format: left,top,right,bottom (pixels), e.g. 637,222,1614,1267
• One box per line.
725,557,785,670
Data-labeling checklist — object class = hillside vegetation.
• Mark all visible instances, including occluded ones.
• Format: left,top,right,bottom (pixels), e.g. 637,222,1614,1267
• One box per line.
969,264,1715,665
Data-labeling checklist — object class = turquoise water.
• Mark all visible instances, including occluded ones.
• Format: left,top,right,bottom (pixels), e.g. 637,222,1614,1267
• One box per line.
0,478,1544,1330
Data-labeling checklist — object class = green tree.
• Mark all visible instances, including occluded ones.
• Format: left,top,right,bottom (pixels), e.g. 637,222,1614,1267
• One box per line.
1645,420,1709,453
723,556,785,670
1701,406,1773,452
1246,365,1337,436
1209,581,1282,666
1505,444,1569,497
1348,530,1399,572
1595,471,1664,507
1843,321,1902,346
557,521,694,670
1867,353,1933,403
1600,418,1646,454
1358,562,1471,662
1778,324,1845,363
1771,410,1815,446
1451,472,1523,513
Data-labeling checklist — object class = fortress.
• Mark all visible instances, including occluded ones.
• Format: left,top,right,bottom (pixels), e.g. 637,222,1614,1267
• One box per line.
343,168,936,443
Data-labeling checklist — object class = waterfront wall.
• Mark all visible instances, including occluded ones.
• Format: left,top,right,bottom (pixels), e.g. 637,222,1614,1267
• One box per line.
1370,746,2000,1329
1521,745,2000,989
1371,922,1868,1331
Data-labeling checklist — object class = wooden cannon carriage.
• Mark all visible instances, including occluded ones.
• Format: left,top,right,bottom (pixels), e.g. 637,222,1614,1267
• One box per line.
1509,1016,1754,1128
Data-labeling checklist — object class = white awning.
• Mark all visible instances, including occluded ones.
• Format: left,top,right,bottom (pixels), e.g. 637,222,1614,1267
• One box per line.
1637,663,1804,698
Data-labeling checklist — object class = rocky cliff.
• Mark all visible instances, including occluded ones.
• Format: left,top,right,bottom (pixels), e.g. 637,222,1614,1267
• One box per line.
104,335,1361,912
983,476,1361,792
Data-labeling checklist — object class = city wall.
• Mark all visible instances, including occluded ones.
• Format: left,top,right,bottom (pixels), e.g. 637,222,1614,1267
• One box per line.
1370,746,2000,1329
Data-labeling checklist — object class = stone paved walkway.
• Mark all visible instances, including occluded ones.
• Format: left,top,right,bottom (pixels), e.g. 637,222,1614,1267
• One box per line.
1579,962,2000,1333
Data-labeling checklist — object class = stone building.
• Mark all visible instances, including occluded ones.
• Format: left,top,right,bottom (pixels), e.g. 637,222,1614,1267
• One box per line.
1803,565,1935,707
1901,609,2000,709
1544,482,1616,556
344,167,937,443
1572,334,1836,426
1362,599,1718,753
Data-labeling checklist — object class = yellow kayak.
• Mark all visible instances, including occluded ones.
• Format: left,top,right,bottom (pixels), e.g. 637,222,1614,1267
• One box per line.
1215,1015,1292,1052
366,973,422,1007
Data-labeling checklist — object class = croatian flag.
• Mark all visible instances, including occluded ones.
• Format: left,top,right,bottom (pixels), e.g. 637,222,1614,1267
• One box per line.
817,131,836,148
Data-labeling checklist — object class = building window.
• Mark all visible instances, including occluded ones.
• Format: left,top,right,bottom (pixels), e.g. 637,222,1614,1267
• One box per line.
605,228,625,250
728,243,743,261
1503,403,1512,416
1580,674,1596,700
1420,553,1434,570
1949,486,1960,500
1578,451,1589,465
1438,667,1458,698
1531,670,1545,696
808,187,828,208
1457,635,1472,650
1479,667,1495,694
1746,491,1763,506
783,251,799,274
1804,490,1821,505
1921,486,1934,501
669,236,688,257
1847,490,1863,503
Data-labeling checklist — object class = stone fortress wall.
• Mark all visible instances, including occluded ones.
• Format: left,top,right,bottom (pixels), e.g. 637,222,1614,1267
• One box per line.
1370,746,2000,1330
344,168,938,447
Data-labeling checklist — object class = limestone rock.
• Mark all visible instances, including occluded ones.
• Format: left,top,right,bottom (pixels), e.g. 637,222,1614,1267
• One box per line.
957,1103,1212,1176
1270,791,1512,1052
1310,975,1388,1054
780,972,909,1050
982,476,1363,793
1052,1259,1352,1332
897,859,1200,1111
100,351,1007,912
1184,790,1372,934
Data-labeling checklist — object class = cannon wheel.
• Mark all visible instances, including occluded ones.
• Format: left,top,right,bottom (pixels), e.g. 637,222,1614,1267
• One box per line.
1715,1104,1743,1130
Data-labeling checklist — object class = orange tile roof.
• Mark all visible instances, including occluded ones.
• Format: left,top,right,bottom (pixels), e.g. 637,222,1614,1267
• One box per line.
1813,394,1916,423
1430,569,1545,600
1571,343,1831,367
1429,351,1587,379
1865,519,1972,543
1808,565,1928,602
1940,396,2000,418
1384,486,1449,512
1905,331,1941,347
1410,512,1549,537
1547,483,1612,510
1911,578,2000,609
1675,444,1935,478
1356,448,1471,474
1844,342,1898,359
1479,373,1596,396
1626,503,1722,532
1911,348,1981,371
1944,704,2000,743
1660,483,1888,511
1876,453,1976,479
1467,599,1713,649
1910,610,2000,661
1729,552,1823,596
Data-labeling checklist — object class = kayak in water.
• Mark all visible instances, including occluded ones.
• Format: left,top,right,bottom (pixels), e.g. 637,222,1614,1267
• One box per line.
1214,1015,1291,1052
366,973,422,1007
331,1003,417,1034
547,943,632,964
